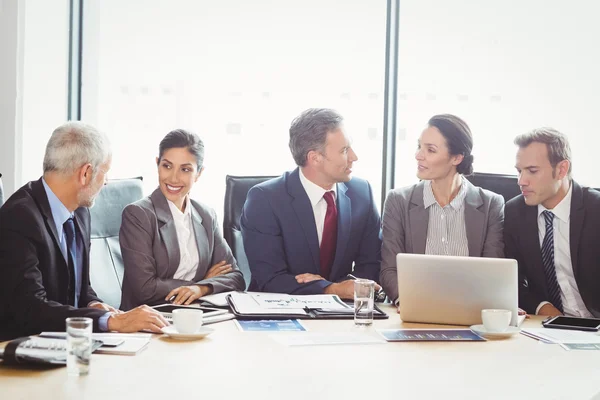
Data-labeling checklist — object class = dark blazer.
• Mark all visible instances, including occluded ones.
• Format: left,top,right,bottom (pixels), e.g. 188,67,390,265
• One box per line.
0,179,106,341
504,181,600,316
240,168,381,294
380,180,505,302
119,189,245,310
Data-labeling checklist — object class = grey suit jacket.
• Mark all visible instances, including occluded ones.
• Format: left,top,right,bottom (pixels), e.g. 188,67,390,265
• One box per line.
380,179,505,302
119,189,245,310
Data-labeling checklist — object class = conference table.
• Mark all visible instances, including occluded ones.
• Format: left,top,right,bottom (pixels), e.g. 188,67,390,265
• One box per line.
1,305,599,400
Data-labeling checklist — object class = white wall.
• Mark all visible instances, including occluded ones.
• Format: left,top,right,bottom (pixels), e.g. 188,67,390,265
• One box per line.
0,0,24,196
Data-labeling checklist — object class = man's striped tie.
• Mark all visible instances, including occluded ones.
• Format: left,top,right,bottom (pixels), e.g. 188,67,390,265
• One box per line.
541,210,563,312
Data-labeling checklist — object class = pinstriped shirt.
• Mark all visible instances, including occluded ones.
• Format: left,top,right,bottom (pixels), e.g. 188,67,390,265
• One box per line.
423,179,469,256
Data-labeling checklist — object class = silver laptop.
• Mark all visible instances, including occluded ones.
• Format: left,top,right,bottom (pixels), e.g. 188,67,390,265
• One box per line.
396,253,518,326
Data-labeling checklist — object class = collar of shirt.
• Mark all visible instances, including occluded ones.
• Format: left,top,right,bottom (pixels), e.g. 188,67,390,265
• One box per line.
537,181,572,223
167,196,192,222
42,177,74,239
299,168,337,206
423,177,467,210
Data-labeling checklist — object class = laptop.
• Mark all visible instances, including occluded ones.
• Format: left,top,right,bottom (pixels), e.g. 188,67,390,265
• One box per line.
396,253,518,326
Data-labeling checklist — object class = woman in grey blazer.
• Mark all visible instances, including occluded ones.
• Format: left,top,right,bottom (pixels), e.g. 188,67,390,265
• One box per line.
119,129,245,311
380,114,505,303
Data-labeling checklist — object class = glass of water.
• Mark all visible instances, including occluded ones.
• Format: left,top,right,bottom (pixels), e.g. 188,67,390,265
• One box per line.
354,279,375,326
66,317,93,376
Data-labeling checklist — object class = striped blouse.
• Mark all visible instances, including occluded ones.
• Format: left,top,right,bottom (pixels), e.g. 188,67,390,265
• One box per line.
423,179,469,256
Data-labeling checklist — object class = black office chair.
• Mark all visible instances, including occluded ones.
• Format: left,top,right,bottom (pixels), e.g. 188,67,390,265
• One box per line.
0,173,4,208
223,175,276,289
466,172,521,202
89,177,144,309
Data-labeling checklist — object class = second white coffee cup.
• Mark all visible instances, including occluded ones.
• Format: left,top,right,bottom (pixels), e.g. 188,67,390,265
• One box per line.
172,309,203,334
481,309,511,332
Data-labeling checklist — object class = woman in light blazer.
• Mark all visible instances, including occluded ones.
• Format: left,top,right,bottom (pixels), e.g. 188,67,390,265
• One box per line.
119,129,245,311
380,114,505,303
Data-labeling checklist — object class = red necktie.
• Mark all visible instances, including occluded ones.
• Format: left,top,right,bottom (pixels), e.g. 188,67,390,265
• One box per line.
320,191,338,280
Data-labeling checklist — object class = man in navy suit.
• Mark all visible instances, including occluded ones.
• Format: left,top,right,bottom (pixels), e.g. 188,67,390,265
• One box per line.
241,108,381,299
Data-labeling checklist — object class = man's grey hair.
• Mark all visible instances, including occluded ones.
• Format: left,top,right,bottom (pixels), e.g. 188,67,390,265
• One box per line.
289,108,343,167
43,121,112,177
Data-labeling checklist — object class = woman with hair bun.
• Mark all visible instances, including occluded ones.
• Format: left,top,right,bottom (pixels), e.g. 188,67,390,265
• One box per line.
379,114,505,304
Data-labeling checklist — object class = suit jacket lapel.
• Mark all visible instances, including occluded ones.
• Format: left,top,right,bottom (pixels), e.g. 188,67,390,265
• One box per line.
569,181,584,278
190,204,212,281
408,182,428,254
331,182,350,277
32,178,63,253
463,181,485,256
151,189,180,277
288,169,320,273
32,178,70,286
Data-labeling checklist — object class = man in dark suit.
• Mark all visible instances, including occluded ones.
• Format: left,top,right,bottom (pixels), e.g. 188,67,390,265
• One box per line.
0,122,168,341
241,108,381,299
505,128,600,318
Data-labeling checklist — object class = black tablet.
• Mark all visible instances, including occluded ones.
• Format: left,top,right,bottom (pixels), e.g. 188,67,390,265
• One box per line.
542,316,600,332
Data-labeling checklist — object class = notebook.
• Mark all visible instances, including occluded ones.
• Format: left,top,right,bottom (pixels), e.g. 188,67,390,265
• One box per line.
39,332,151,356
227,292,388,320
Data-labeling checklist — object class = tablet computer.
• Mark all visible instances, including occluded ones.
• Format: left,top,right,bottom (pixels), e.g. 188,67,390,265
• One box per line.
542,316,600,332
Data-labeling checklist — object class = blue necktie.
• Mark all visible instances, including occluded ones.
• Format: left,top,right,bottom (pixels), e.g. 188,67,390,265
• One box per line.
540,210,563,312
63,217,79,308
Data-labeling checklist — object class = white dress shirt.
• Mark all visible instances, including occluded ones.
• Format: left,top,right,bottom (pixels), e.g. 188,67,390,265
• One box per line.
299,168,337,246
168,197,200,281
423,178,469,257
536,184,593,317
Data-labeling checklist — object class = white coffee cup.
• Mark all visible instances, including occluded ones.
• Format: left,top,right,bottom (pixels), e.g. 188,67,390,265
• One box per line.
481,309,511,332
172,309,203,334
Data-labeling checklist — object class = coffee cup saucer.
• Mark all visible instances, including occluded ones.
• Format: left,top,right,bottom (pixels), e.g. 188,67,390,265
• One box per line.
161,325,214,340
470,325,520,339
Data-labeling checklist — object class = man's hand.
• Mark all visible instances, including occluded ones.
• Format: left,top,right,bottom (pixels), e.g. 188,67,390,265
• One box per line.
324,280,355,300
166,285,212,305
538,303,563,317
518,308,530,319
205,260,233,279
295,273,324,284
107,305,169,333
88,301,120,313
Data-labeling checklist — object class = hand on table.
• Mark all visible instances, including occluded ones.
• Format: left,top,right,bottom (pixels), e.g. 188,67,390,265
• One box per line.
107,305,169,333
166,284,212,305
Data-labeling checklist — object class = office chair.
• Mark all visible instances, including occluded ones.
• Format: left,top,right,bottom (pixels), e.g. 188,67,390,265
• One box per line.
223,175,276,289
89,177,144,309
466,172,521,202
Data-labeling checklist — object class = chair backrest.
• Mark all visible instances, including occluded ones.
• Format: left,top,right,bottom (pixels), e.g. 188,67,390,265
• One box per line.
89,177,144,309
223,175,276,289
466,172,521,203
0,173,4,209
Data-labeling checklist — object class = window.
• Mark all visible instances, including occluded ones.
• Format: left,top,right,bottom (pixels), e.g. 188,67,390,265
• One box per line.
395,0,600,188
82,0,387,217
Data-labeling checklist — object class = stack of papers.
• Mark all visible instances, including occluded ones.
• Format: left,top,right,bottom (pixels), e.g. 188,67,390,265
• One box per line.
40,332,151,356
521,328,600,350
200,291,235,307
